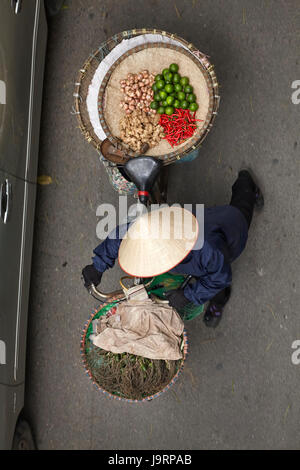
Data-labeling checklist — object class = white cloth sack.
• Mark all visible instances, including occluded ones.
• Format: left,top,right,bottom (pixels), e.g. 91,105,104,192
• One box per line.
92,299,184,360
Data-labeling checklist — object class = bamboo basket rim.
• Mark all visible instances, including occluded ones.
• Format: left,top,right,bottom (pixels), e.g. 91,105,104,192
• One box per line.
74,29,220,165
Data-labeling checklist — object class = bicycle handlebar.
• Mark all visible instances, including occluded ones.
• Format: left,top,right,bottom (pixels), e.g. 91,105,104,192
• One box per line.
86,282,168,305
85,275,180,305
87,283,126,303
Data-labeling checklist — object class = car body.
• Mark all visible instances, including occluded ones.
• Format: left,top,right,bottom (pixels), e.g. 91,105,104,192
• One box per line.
0,0,48,450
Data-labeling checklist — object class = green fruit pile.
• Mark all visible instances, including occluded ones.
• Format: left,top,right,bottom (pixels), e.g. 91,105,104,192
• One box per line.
150,63,199,115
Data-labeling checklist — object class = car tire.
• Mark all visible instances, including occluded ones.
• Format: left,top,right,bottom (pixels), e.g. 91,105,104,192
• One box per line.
12,420,36,450
44,0,64,17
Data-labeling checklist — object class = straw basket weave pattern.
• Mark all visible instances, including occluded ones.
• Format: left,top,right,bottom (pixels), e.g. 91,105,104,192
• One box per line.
74,29,220,166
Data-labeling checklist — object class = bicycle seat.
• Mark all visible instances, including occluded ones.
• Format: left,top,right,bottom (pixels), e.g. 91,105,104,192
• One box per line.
124,156,162,204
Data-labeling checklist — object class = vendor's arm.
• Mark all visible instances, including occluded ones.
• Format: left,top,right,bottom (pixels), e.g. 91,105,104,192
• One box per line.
183,244,232,305
92,224,128,273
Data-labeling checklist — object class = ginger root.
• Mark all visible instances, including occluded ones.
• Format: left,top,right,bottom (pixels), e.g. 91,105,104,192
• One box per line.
119,109,164,153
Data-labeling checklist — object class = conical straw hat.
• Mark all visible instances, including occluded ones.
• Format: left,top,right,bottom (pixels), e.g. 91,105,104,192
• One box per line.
119,206,199,278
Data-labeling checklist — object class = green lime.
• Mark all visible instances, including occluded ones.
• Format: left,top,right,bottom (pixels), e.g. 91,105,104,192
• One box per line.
150,101,159,110
165,83,174,94
174,83,182,92
170,92,176,97
162,68,170,76
159,90,167,100
169,63,179,73
184,85,193,94
154,93,161,101
187,93,196,103
155,74,163,82
180,76,189,86
152,83,158,92
172,73,180,84
164,72,173,83
166,95,174,105
189,102,199,112
177,91,185,101
157,106,165,114
156,80,165,90
165,106,174,115
181,100,189,109
173,99,180,109
161,100,168,107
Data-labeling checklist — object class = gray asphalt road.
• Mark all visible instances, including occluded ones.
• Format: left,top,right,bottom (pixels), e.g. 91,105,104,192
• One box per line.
25,0,300,450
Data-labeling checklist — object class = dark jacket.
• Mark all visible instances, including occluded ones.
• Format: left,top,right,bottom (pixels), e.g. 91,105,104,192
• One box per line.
92,205,248,305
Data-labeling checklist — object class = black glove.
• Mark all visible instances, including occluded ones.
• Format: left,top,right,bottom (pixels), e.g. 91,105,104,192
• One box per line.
165,289,190,311
82,264,102,288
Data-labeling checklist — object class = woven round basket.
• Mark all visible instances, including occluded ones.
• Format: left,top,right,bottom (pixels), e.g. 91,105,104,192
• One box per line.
80,301,189,403
74,29,220,166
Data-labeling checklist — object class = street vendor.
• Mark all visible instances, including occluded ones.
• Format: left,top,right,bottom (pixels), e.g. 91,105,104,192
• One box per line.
82,169,264,328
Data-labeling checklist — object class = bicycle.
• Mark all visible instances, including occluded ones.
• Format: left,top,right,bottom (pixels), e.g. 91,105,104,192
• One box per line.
86,154,171,303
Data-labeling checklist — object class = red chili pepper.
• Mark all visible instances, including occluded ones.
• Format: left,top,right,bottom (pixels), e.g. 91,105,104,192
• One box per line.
159,109,201,147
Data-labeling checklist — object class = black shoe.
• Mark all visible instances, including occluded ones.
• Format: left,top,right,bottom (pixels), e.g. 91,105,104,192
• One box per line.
239,167,264,210
203,287,231,328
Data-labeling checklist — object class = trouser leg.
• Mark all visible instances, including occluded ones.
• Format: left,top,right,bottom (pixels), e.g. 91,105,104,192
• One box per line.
203,286,231,328
230,171,256,228
210,287,231,306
